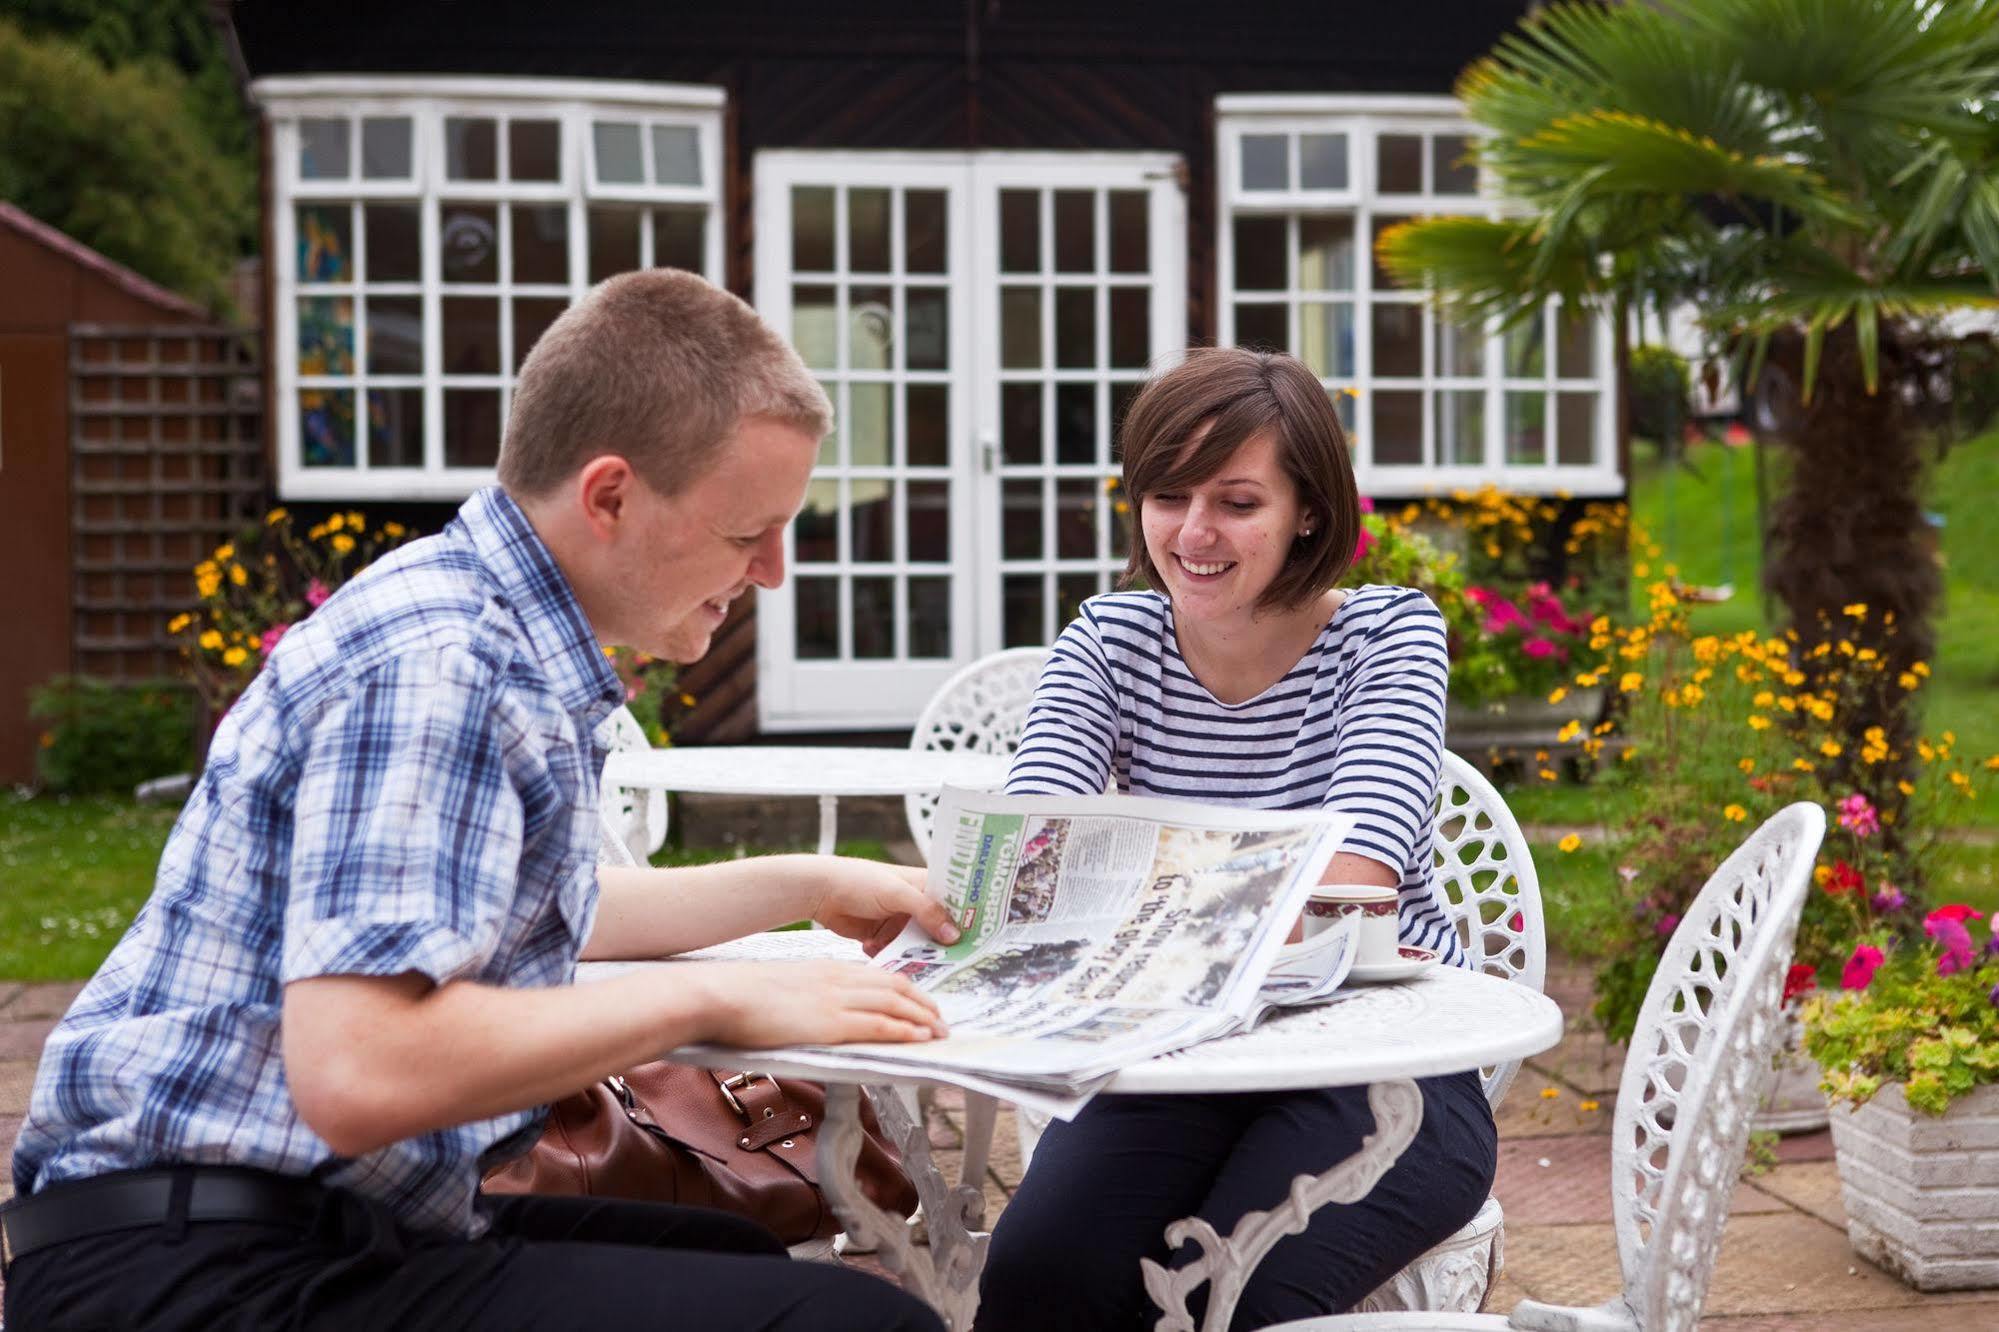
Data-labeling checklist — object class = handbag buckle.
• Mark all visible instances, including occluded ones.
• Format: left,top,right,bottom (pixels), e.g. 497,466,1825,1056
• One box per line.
718,1071,778,1121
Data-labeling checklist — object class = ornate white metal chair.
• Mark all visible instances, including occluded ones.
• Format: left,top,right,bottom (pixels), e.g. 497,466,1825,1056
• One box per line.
1262,800,1825,1332
904,646,1050,861
1353,752,1547,1314
596,704,667,864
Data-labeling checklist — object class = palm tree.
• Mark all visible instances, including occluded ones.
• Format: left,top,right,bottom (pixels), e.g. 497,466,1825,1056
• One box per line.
1382,0,1999,816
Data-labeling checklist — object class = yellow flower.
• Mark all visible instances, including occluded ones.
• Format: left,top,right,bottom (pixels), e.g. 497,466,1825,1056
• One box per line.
332,534,356,555
1899,780,1916,795
1783,670,1806,687
383,521,406,538
1539,767,1559,782
602,646,618,658
308,523,328,541
680,692,697,707
198,629,224,651
1738,758,1756,773
1558,833,1582,853
266,507,288,525
1753,691,1774,707
1747,715,1771,731
213,543,235,561
1557,720,1582,743
1547,687,1568,704
1634,562,1650,578
1579,1099,1600,1113
1820,739,1843,758
167,613,191,634
1724,804,1747,822
1575,672,1601,688
222,646,248,666
1618,672,1642,694
1813,865,1831,886
229,564,248,586
39,732,53,749
346,511,366,531
1842,602,1868,618
1540,1087,1561,1100
1793,758,1815,773
1856,647,1877,662
1985,756,1999,772
1913,661,1931,677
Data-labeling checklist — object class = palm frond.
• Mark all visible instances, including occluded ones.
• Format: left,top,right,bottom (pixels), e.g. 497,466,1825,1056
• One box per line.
1375,215,1603,328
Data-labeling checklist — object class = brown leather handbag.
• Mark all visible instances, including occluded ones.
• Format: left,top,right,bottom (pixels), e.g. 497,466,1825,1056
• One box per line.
481,1062,919,1245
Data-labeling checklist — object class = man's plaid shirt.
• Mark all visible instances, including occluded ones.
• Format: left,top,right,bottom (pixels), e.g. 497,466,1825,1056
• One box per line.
11,487,621,1236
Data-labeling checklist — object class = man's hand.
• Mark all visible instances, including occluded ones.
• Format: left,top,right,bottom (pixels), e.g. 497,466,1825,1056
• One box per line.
806,858,961,956
689,959,948,1047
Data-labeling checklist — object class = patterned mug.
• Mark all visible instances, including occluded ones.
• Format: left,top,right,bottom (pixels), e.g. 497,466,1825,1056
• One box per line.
1302,884,1400,966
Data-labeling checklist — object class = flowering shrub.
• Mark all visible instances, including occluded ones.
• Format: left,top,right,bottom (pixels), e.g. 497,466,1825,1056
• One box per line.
28,677,195,794
169,508,414,716
1802,905,1999,1115
603,647,696,746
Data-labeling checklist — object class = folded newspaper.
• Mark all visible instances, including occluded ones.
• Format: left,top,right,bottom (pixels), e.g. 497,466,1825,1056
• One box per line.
611,787,1363,1118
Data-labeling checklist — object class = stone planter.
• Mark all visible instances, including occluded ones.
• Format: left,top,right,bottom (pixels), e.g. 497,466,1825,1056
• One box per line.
1446,687,1604,755
1826,1081,1999,1291
1753,1012,1831,1135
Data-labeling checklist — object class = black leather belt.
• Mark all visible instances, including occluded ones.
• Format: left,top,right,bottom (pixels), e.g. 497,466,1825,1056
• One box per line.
0,1166,323,1272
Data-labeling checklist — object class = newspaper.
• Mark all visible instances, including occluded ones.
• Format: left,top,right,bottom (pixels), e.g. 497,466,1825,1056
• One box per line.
662,788,1364,1118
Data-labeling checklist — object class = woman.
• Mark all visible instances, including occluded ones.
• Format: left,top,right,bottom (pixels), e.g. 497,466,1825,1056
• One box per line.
976,347,1495,1330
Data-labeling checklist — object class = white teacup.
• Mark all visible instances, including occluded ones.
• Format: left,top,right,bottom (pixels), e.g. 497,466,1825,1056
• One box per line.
1302,884,1400,967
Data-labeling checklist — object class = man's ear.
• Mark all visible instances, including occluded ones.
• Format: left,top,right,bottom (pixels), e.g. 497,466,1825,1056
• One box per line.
574,454,639,542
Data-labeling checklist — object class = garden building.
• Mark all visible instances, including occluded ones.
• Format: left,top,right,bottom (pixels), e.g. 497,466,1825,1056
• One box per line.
225,0,1625,741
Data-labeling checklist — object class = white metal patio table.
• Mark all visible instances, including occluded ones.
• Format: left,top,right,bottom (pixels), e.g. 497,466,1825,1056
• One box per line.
600,746,1012,855
587,933,1564,1332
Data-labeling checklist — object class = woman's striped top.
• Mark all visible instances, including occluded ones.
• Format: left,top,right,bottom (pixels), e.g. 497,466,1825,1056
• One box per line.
1005,584,1463,966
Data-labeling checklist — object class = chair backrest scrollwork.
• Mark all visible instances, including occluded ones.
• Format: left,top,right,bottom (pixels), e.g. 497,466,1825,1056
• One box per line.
905,648,1051,861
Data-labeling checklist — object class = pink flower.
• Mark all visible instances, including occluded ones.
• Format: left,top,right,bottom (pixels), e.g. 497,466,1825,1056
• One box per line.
1928,918,1978,977
1521,636,1560,660
1871,883,1906,914
1926,903,1985,925
1353,526,1375,562
1841,944,1885,990
259,622,290,660
1655,913,1680,938
305,579,332,609
1837,793,1879,838
1358,495,1376,514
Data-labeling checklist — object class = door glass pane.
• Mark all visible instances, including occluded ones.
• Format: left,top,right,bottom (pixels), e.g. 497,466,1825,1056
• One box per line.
1003,574,1046,647
1506,391,1548,464
1109,288,1149,369
1371,304,1422,378
1002,383,1043,464
1298,217,1354,291
791,286,837,369
906,191,947,273
1056,384,1096,464
849,286,893,371
908,481,950,561
1437,318,1485,378
1003,479,1043,558
513,205,569,285
1055,288,1096,369
1557,392,1597,465
300,118,350,180
1056,479,1098,558
440,205,498,283
510,120,561,182
849,382,893,467
1240,135,1288,191
654,210,705,272
1001,288,1041,370
1057,573,1099,629
908,578,951,658
1234,303,1286,352
1433,135,1477,195
297,298,354,375
906,288,948,370
1054,191,1094,273
851,479,894,562
652,125,701,185
297,205,352,283
299,389,355,466
907,384,948,467
366,388,424,467
1436,389,1485,466
1298,302,1353,379
848,188,891,272
1371,215,1410,290
593,123,643,183
361,117,411,178
1300,134,1348,190
1377,135,1422,193
795,578,839,658
443,388,501,466
1110,381,1142,446
792,187,835,271
1233,217,1286,290
795,480,839,563
1372,390,1423,465
446,117,498,181
852,578,894,657
364,204,420,282
1000,190,1040,273
1108,191,1148,273
1506,316,1546,377
366,297,423,374
1556,310,1595,378
442,297,499,374
513,298,568,372
589,207,642,281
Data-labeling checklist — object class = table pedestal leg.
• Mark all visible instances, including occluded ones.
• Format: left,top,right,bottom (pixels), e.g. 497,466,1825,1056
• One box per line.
816,794,839,857
1138,1079,1426,1332
816,1083,990,1331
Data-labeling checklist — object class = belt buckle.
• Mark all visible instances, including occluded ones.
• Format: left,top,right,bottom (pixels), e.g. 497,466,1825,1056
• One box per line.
718,1071,777,1120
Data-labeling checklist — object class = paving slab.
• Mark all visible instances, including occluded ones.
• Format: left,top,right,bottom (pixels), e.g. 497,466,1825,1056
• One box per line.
1,982,85,1020
1495,1088,1613,1139
0,1111,19,1201
1770,1127,1836,1164
1523,1021,1625,1098
1745,1158,1848,1230
1495,1135,1788,1227
1703,1308,1999,1331
0,1018,55,1062
0,1057,37,1117
0,982,23,1013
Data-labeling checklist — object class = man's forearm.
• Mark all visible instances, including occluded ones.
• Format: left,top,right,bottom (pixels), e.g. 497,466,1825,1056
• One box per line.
582,857,819,960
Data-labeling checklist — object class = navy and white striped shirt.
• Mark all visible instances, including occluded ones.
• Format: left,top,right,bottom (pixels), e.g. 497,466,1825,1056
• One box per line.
1006,585,1463,966
12,487,620,1235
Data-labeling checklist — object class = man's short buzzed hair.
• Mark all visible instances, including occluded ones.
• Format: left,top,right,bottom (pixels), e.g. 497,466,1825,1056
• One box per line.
498,269,832,499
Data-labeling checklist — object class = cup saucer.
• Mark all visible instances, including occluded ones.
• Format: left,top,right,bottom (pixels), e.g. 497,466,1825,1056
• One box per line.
1346,945,1441,984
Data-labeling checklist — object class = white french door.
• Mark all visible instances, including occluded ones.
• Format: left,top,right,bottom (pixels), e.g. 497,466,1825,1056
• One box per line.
756,152,1185,731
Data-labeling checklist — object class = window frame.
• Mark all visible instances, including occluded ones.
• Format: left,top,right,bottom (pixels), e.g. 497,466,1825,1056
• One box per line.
254,76,726,501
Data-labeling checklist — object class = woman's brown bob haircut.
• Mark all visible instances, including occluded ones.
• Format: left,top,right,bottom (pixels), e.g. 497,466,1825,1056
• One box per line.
498,269,831,499
1119,346,1362,612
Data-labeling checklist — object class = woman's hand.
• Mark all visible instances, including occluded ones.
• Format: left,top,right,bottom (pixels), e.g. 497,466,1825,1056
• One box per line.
687,960,948,1047
803,857,961,956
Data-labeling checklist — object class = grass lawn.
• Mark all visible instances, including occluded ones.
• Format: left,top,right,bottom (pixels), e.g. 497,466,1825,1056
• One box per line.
0,789,894,981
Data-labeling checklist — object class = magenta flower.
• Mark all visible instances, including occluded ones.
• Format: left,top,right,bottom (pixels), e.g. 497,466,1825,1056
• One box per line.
1871,883,1906,914
1841,944,1885,990
1927,917,1978,977
1521,636,1560,660
1926,904,1986,928
1353,525,1375,562
1837,793,1880,838
1358,495,1376,514
305,579,332,609
1989,981,1999,1010
1655,913,1680,938
259,622,289,660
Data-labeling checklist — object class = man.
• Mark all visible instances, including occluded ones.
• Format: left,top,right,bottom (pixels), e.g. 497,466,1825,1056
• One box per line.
2,270,953,1330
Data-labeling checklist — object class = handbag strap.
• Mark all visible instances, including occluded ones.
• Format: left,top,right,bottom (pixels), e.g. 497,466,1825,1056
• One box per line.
710,1071,814,1152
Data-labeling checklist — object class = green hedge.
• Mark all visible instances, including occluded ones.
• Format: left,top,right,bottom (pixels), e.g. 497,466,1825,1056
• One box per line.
28,676,196,795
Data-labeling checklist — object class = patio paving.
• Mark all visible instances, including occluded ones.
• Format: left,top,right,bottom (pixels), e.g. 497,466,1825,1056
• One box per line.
5,964,1999,1327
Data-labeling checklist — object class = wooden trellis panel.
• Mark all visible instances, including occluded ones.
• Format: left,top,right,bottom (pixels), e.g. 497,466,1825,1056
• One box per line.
69,325,266,681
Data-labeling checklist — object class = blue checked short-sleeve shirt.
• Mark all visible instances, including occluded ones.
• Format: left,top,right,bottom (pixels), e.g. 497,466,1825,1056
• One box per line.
11,487,621,1236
